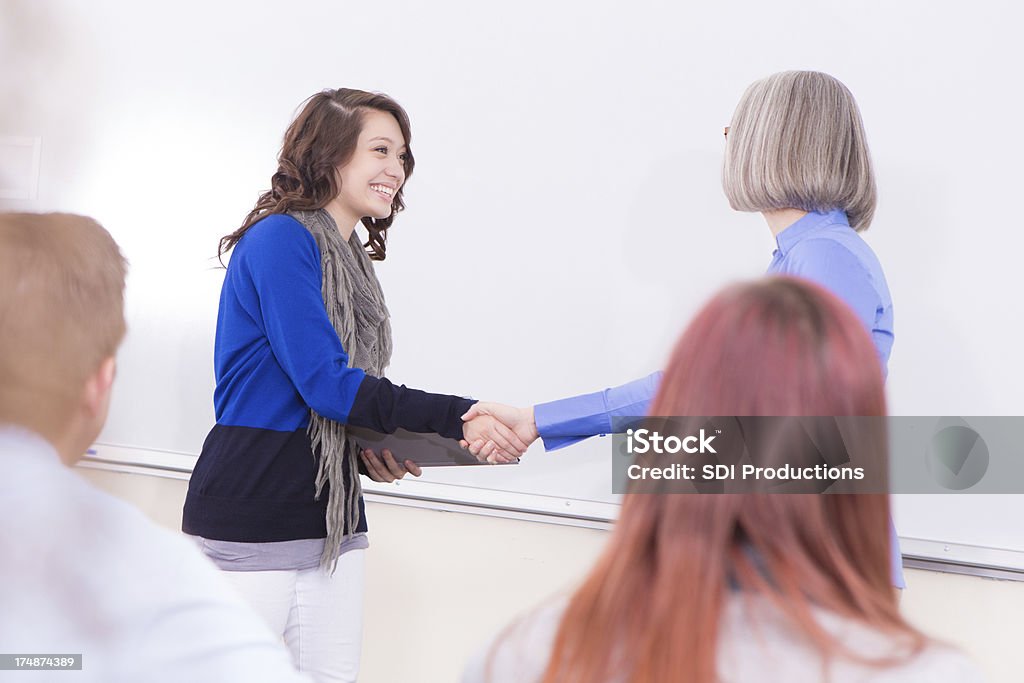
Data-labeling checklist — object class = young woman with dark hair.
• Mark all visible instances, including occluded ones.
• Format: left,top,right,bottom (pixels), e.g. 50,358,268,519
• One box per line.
463,277,982,683
182,88,527,682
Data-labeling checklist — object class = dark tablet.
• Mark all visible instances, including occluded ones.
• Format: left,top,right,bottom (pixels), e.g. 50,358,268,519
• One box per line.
347,427,513,467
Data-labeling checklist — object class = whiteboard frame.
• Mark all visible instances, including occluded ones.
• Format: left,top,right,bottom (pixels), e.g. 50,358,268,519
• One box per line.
80,443,1024,579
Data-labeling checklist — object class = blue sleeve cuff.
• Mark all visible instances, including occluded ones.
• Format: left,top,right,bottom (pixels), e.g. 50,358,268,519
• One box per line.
534,371,663,451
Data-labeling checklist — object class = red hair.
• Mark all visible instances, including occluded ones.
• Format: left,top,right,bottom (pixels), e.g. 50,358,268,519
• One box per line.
539,276,924,683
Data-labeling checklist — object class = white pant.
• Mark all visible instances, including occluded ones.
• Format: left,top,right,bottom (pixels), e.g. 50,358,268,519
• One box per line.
220,549,365,683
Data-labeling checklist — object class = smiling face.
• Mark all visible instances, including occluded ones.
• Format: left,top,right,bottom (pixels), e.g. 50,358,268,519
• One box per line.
328,109,408,233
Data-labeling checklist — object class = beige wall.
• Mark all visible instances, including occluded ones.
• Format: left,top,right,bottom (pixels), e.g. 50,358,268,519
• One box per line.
78,467,1024,683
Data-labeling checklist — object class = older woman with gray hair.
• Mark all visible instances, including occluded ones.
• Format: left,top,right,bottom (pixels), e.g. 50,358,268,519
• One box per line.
722,70,890,368
464,70,906,588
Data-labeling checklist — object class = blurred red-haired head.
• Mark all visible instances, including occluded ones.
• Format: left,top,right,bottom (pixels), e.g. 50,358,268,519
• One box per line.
539,276,923,683
656,275,884,418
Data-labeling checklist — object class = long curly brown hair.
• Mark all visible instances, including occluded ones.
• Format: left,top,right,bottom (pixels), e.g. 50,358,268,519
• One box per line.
219,88,415,263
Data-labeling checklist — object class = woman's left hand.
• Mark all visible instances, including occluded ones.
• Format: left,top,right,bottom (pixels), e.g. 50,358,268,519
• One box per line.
360,448,422,482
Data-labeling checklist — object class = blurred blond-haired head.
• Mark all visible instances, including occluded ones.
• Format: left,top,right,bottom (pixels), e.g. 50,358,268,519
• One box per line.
0,213,127,432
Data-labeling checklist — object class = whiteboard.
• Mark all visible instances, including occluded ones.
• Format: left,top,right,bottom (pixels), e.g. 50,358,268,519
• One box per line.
3,0,1022,571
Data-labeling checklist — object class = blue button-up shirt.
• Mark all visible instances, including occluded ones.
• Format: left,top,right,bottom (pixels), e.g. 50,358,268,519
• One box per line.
535,209,893,448
533,209,903,587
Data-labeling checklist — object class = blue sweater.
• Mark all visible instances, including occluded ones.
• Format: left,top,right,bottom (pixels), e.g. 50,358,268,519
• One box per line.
183,215,474,542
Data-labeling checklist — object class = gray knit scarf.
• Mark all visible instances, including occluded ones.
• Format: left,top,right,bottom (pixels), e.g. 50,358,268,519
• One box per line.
289,209,393,572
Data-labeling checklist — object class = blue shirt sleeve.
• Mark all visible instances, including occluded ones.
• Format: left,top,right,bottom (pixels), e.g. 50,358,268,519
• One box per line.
534,371,663,451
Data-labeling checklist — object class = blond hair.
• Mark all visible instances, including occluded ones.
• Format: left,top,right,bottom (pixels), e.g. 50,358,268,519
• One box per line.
0,213,127,426
722,71,877,231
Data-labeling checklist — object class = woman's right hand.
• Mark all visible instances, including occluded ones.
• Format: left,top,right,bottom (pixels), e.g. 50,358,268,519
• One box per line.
360,448,422,482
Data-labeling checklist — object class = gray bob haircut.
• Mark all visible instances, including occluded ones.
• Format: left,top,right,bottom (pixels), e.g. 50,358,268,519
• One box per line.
722,71,877,231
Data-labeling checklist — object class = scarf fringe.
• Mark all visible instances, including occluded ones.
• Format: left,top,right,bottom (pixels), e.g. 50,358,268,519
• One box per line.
291,209,392,574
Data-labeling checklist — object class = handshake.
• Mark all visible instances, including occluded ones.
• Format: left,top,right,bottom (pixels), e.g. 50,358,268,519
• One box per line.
358,401,539,483
459,401,539,464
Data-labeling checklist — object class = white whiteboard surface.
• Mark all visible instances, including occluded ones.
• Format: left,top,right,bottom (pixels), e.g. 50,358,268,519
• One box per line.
4,0,1023,571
